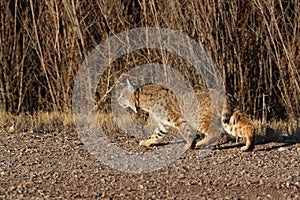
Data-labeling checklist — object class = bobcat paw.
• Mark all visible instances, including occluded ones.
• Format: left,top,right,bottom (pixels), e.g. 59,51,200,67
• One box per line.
195,141,204,149
195,140,215,149
139,140,151,146
139,139,158,147
241,145,254,152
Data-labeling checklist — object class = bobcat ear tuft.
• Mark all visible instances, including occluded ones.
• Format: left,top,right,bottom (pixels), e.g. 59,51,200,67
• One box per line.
127,78,132,87
127,78,134,89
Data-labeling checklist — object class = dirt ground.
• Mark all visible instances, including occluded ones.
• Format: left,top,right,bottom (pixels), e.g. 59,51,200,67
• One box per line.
0,129,299,200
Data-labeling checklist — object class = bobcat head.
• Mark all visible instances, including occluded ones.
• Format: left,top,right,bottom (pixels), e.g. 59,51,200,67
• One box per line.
117,79,137,113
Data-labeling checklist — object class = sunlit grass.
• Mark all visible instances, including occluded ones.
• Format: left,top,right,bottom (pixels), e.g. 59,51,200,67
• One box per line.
1,108,299,145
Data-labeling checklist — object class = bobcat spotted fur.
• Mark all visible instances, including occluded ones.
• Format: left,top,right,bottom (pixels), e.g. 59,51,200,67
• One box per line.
117,80,255,151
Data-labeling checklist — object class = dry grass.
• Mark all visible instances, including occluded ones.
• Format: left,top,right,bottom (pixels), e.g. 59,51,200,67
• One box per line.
0,109,74,133
2,106,298,148
0,0,299,133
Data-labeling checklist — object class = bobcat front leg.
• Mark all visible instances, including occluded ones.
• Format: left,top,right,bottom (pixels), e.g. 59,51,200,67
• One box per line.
139,122,170,147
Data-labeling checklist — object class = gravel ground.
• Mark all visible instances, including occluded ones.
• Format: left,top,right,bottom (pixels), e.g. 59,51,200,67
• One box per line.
0,130,299,199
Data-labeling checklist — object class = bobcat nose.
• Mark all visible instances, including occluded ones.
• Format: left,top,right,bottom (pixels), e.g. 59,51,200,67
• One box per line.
119,100,129,108
222,119,230,124
119,102,127,108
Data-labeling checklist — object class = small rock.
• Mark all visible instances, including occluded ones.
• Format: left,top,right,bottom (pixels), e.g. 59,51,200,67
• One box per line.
138,185,144,189
7,124,15,133
101,192,106,198
278,147,286,152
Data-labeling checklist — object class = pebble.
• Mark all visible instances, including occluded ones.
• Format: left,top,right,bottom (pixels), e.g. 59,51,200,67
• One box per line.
278,147,286,152
138,185,144,189
2,131,300,199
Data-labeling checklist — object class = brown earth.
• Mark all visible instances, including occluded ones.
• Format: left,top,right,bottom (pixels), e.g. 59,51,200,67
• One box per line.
0,129,299,200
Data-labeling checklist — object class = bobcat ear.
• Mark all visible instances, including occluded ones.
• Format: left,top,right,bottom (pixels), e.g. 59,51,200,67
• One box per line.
126,78,135,92
127,78,132,87
126,79,137,113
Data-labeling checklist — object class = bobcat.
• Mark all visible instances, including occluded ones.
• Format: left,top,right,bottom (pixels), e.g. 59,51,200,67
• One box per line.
117,79,255,152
